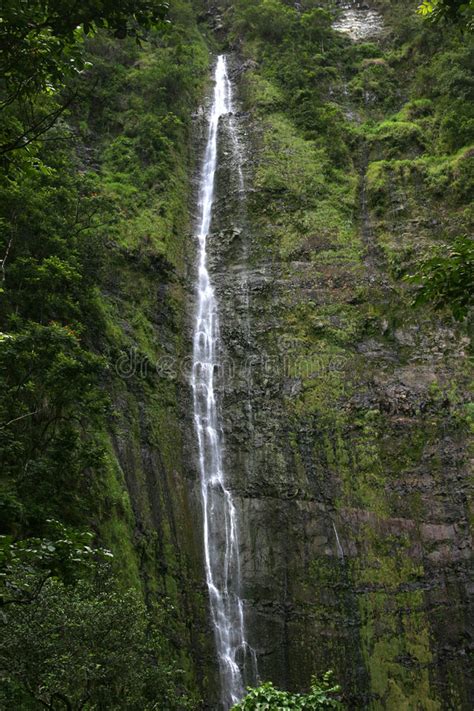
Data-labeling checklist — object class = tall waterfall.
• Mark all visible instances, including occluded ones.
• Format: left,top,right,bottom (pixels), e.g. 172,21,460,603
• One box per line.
191,55,255,709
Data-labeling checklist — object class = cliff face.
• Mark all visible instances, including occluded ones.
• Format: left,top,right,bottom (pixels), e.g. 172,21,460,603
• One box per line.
85,26,220,703
6,1,469,708
76,2,472,707
0,2,217,702
195,2,473,707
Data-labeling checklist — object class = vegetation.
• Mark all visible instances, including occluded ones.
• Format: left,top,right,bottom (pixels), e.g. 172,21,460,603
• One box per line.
417,0,474,30
1,529,196,710
0,0,472,707
405,234,474,320
0,0,169,161
233,674,343,710
0,1,208,533
223,0,472,707
0,0,209,706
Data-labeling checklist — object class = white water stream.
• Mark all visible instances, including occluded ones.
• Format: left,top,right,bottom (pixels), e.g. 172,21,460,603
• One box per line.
191,55,255,709
333,2,383,41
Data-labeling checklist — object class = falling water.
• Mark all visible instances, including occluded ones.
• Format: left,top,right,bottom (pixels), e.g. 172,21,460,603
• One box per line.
333,2,383,41
333,522,345,560
191,55,255,709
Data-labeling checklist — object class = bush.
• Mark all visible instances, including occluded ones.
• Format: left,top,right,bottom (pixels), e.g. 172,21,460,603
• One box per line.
236,0,297,42
0,540,197,710
232,673,343,710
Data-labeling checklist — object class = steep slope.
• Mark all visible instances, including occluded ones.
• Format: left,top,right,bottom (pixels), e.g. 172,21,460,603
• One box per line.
0,1,218,703
201,0,473,707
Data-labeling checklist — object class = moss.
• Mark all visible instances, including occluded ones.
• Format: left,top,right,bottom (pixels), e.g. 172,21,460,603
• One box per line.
394,98,434,121
367,120,427,159
349,524,442,709
66,8,212,697
232,1,473,706
255,114,328,197
241,71,285,112
95,436,142,590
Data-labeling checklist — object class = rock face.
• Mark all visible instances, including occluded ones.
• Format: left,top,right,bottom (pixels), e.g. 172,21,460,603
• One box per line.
187,43,473,708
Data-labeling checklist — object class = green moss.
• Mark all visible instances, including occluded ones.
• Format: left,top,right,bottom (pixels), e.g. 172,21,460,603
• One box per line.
241,71,285,112
99,468,142,590
367,120,427,158
351,525,441,709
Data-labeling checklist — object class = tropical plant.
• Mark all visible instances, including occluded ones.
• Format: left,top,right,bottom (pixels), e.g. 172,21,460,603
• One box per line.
417,0,474,30
232,672,343,710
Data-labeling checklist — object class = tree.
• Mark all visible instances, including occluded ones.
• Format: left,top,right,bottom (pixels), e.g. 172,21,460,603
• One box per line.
0,0,169,94
0,323,107,532
0,548,197,710
236,0,297,43
417,0,474,30
232,673,344,710
0,0,169,159
0,519,112,606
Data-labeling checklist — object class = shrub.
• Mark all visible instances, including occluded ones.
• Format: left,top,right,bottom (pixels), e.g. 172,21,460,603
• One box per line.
232,673,343,710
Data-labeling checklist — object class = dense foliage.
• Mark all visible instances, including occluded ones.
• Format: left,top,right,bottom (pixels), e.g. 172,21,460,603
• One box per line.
228,0,473,323
406,234,474,319
0,0,472,706
418,0,474,29
0,0,208,706
232,674,343,710
0,0,169,159
0,519,111,605
1,531,195,709
0,0,207,536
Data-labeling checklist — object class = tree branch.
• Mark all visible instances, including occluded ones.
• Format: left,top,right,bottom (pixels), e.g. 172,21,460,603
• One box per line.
0,409,42,430
0,236,13,282
0,94,76,157
1,572,52,608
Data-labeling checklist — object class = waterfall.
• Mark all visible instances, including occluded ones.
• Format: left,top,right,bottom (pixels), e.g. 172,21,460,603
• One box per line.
333,2,383,41
332,522,345,560
191,55,255,709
